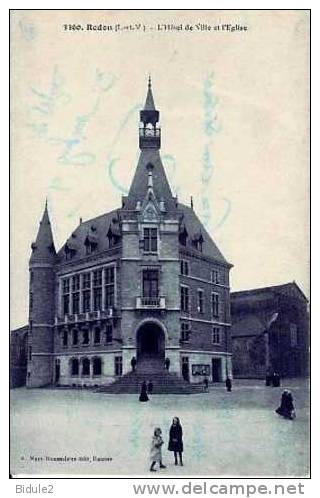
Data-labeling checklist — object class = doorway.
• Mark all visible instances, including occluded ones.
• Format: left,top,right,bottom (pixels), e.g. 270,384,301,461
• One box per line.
136,321,165,360
212,358,222,382
182,356,190,382
55,359,60,383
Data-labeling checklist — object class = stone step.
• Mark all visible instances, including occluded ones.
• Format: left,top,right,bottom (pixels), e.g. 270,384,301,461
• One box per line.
96,370,205,395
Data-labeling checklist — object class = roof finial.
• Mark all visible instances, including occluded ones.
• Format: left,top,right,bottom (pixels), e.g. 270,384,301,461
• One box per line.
45,197,48,210
191,196,194,210
148,74,152,90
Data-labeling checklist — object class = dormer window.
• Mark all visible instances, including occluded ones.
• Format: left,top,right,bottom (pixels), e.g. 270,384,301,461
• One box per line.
192,233,204,252
143,228,158,252
84,234,97,255
107,225,121,248
179,224,188,246
65,241,76,260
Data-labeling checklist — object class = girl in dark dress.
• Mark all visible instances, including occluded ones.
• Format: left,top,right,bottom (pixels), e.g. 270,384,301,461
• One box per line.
275,389,296,419
168,416,183,466
139,380,149,402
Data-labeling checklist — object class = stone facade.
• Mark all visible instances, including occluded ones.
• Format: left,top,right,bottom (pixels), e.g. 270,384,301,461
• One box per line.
231,283,309,379
10,326,28,388
26,80,233,389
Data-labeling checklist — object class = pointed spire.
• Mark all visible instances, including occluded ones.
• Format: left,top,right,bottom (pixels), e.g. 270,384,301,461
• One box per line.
144,75,155,111
30,200,56,264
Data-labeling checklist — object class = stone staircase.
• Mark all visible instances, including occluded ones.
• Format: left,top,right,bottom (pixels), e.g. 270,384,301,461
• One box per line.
96,357,204,395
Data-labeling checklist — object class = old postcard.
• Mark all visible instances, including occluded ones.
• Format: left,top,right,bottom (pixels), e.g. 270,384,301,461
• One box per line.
10,9,310,477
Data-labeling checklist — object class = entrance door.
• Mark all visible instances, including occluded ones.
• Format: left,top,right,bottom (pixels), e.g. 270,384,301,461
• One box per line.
136,322,165,360
55,359,60,383
182,357,190,382
212,358,221,382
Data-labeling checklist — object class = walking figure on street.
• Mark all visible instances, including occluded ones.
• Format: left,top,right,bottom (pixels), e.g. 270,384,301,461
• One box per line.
168,416,184,466
150,428,166,472
275,389,296,419
226,377,232,392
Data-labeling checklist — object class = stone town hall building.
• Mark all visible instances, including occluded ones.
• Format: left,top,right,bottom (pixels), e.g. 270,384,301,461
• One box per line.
27,80,233,389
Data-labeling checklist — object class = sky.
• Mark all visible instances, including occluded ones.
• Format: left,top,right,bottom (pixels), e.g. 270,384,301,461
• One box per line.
10,10,310,329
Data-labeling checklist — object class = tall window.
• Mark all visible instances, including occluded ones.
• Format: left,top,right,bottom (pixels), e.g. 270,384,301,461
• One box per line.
104,266,115,309
82,328,89,345
72,275,80,314
114,356,123,376
181,322,190,342
63,278,70,315
180,260,189,276
211,292,219,318
181,286,189,313
94,326,101,344
198,289,204,314
211,269,220,284
93,269,102,311
212,327,221,344
71,358,79,376
143,270,159,298
93,357,102,376
82,358,90,376
290,324,298,346
72,328,79,346
143,228,158,252
82,272,91,312
62,329,68,347
105,323,113,343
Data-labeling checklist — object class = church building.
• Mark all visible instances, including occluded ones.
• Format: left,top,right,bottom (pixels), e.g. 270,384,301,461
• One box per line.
26,79,233,390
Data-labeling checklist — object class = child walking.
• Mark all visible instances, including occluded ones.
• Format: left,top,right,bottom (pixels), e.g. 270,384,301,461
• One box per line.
150,427,166,472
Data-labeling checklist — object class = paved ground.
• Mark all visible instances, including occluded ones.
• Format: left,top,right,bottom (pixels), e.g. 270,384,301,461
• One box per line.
10,378,310,477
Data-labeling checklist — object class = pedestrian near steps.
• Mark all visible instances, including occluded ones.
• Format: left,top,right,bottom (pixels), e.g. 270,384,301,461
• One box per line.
131,356,137,372
139,380,149,402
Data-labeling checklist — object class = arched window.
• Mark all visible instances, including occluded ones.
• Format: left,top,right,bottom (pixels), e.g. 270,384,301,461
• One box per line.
93,357,102,376
71,358,79,376
82,358,90,376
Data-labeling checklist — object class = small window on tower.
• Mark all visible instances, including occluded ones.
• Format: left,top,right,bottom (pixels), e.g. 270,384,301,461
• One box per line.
143,228,158,252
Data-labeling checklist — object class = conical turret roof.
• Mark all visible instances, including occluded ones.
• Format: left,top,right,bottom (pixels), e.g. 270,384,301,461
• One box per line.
144,76,155,110
30,201,56,265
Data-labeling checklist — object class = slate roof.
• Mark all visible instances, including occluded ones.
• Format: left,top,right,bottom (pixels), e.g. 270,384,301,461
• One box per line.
231,282,308,303
56,209,120,264
30,203,56,264
124,149,177,212
178,203,230,265
54,82,230,268
144,78,155,111
231,311,279,338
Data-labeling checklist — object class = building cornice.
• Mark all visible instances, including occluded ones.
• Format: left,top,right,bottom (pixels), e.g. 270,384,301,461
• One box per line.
180,274,229,289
